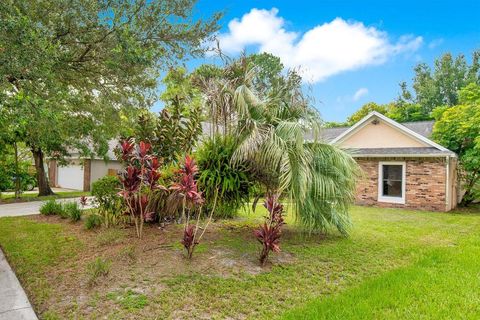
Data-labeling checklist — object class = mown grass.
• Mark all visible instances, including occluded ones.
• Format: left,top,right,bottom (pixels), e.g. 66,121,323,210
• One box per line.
0,191,90,203
282,236,480,319
0,217,82,307
0,205,479,319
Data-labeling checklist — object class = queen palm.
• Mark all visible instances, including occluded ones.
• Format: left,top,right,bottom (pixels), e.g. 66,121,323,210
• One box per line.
214,60,360,234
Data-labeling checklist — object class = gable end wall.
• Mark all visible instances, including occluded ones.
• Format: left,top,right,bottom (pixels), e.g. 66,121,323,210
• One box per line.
355,157,447,211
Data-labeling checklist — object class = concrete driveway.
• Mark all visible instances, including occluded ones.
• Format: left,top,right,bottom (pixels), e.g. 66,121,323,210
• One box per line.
0,197,96,218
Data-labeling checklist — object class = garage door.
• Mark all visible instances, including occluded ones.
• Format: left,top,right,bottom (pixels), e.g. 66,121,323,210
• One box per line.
57,165,84,190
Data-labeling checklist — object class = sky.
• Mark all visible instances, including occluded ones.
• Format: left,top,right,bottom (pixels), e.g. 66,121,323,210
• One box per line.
156,0,480,122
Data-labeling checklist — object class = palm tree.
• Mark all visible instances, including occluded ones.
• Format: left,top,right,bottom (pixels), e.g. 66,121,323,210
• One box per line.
216,59,360,234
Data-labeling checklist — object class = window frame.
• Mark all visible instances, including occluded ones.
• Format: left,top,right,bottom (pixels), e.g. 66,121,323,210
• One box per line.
377,161,406,204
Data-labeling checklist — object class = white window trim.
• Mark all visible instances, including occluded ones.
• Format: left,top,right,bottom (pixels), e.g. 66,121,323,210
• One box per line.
378,161,406,204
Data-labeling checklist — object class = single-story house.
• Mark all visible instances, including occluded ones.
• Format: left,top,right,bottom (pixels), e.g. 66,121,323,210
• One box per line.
47,140,122,191
322,111,458,212
48,111,458,211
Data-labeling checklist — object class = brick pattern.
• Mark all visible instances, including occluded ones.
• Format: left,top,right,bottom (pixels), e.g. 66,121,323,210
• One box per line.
355,157,447,211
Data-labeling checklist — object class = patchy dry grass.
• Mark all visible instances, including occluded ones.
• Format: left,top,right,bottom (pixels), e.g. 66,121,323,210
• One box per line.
0,206,479,319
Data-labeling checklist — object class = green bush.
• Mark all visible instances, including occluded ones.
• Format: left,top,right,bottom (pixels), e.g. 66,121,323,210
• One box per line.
64,202,82,222
84,213,102,230
91,176,123,227
196,135,254,218
40,200,64,216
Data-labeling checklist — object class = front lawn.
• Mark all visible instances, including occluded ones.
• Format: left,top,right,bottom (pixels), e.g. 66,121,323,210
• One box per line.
0,191,90,203
0,206,479,319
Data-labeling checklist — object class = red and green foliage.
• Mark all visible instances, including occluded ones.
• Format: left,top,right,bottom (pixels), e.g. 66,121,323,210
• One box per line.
118,139,165,238
254,193,285,266
171,155,218,259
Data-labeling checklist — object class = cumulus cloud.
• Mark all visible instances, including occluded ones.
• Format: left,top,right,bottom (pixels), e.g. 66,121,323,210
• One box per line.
353,88,369,101
218,8,423,82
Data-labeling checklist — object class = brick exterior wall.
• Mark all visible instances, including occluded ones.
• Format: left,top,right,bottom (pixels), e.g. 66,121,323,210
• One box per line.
355,157,447,211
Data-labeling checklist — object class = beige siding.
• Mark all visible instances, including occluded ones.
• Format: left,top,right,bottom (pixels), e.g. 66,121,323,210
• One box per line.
340,121,429,148
90,159,123,188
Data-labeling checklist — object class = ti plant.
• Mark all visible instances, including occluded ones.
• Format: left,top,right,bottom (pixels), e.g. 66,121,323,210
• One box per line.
79,195,88,207
118,139,164,238
171,155,218,259
254,193,285,266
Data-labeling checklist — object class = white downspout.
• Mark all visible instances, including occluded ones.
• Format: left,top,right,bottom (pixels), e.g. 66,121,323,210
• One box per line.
445,155,450,211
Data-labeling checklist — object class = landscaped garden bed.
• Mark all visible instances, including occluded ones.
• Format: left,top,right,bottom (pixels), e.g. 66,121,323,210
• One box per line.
1,206,479,319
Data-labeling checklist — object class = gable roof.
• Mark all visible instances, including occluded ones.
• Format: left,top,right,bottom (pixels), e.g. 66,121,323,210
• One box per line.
324,112,455,157
320,120,435,143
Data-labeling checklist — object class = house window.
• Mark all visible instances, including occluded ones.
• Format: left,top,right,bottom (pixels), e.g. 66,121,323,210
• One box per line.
378,161,406,204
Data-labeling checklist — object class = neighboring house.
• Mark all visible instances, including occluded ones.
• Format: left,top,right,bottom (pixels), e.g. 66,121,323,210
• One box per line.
47,140,122,191
321,111,458,212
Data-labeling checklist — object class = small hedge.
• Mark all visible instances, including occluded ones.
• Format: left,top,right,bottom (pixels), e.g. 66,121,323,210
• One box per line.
40,200,65,216
64,202,82,222
85,214,102,230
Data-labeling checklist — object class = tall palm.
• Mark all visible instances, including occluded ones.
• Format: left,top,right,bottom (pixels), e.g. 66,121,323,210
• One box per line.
228,64,359,235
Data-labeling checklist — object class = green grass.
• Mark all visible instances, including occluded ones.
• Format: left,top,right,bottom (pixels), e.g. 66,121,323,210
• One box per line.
0,191,90,203
107,289,148,311
0,217,81,308
0,206,479,319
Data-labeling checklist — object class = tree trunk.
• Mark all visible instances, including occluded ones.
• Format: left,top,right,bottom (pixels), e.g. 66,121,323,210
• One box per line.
14,142,21,199
32,147,54,196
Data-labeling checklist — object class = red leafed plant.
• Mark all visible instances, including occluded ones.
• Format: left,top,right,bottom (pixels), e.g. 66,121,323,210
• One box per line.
79,195,88,207
118,139,164,238
254,193,285,266
171,155,217,259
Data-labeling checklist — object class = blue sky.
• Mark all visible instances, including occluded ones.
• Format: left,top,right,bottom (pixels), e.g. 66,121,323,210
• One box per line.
157,0,480,122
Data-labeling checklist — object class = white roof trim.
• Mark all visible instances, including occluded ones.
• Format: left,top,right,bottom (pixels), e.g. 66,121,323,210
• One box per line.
330,111,450,152
350,154,457,158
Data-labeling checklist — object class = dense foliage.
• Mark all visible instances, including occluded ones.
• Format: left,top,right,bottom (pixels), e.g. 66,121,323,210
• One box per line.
220,58,359,234
91,176,123,227
432,83,480,205
39,200,64,216
118,140,165,238
0,0,220,195
196,135,253,218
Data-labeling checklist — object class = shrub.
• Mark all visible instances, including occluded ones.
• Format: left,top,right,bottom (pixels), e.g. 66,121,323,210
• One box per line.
91,175,123,227
86,257,110,285
196,135,253,218
84,213,102,230
64,202,82,222
254,193,285,266
118,140,165,238
40,200,64,216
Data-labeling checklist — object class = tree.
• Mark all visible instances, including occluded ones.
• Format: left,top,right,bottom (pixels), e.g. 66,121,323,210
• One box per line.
399,50,480,114
0,0,220,195
200,56,359,234
346,102,388,125
432,83,480,205
387,102,431,122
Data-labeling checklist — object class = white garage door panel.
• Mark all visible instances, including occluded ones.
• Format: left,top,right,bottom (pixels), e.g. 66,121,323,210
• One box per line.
57,165,84,190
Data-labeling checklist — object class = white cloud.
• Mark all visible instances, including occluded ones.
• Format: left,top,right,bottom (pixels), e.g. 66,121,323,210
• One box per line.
218,8,423,82
428,38,444,49
353,88,369,101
